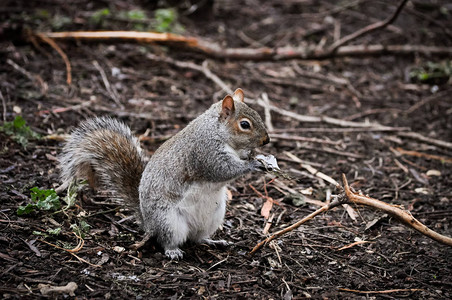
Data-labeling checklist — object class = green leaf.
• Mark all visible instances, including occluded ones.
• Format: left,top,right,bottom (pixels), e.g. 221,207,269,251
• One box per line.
13,116,26,129
47,227,62,235
36,193,61,211
127,9,146,21
30,187,61,211
91,8,110,24
33,231,48,236
0,116,40,148
79,220,91,233
155,8,177,32
17,203,36,215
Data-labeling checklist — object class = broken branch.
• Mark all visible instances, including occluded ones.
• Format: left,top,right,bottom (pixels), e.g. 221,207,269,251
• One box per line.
33,31,452,61
341,174,452,247
250,174,452,255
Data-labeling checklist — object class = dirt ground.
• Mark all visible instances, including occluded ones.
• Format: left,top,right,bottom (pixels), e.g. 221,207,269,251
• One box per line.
1,0,451,299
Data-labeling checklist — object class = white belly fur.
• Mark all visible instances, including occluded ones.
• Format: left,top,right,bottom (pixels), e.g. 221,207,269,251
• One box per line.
169,182,227,244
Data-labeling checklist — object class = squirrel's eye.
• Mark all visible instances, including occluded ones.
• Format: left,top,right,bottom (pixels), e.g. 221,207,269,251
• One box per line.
240,120,251,130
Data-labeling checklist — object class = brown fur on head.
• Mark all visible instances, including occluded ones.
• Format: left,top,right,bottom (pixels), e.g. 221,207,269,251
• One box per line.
220,89,270,151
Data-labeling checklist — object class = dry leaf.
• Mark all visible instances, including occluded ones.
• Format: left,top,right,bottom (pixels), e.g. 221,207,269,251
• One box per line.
261,198,273,219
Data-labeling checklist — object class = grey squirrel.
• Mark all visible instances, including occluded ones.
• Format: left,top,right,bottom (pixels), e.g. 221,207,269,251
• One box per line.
59,88,269,259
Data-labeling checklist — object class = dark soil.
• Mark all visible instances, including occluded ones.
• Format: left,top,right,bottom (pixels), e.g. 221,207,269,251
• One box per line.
1,0,451,299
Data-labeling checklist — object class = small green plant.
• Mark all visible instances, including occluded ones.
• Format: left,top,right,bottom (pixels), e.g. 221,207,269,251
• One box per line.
62,180,84,210
32,9,72,30
117,9,148,31
124,9,146,21
90,8,111,25
17,187,61,215
0,116,40,148
154,8,184,33
47,227,62,235
70,220,91,238
410,61,452,84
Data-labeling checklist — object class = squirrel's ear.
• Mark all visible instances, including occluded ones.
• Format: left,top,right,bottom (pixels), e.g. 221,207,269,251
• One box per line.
220,95,235,120
233,88,245,102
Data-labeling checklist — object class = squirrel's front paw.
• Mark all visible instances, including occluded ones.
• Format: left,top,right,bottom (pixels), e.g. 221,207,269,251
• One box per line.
250,159,264,171
254,154,280,171
202,238,231,247
165,248,185,260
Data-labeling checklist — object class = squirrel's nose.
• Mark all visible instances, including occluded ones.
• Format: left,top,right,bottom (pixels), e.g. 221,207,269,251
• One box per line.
261,134,270,146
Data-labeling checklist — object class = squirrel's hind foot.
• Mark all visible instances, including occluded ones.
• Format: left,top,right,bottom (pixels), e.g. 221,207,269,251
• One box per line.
165,248,185,260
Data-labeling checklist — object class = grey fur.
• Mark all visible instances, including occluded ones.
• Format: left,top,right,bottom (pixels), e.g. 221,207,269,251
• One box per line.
59,96,269,259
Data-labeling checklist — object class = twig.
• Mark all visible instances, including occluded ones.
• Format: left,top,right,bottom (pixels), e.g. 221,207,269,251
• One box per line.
249,197,343,255
38,233,101,267
6,59,48,94
398,131,452,150
406,89,451,114
92,60,124,109
39,232,84,253
337,240,372,251
284,151,339,186
270,134,339,145
0,91,6,122
34,30,452,60
38,99,96,116
250,174,452,255
272,127,409,133
146,53,233,95
35,33,72,85
299,144,365,159
328,0,409,53
393,147,452,164
254,98,400,130
130,232,152,251
261,93,274,132
342,174,452,247
201,61,234,95
339,288,423,294
344,108,402,121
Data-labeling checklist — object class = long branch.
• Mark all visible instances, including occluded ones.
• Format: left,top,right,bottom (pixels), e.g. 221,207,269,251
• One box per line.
33,31,452,61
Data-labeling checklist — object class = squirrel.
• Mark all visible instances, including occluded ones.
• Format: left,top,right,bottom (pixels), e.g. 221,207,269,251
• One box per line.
59,88,269,259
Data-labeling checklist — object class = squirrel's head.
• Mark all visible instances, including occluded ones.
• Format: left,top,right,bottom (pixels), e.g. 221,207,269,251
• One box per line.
219,88,270,150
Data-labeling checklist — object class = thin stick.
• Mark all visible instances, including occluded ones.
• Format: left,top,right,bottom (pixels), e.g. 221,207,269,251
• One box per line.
284,152,338,186
272,127,409,133
342,174,452,247
6,59,48,94
92,60,124,109
328,0,409,53
394,147,452,164
249,198,342,255
406,89,451,114
146,53,233,95
270,134,339,145
261,93,274,132
0,91,6,122
35,33,72,85
398,131,452,150
255,98,396,129
339,288,423,294
250,174,452,255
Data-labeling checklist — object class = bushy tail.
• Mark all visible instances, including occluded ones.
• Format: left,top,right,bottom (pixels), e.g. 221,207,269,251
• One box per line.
59,117,148,209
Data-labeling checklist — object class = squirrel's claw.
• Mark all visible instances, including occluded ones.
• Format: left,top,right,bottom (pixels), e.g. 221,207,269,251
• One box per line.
165,248,185,260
